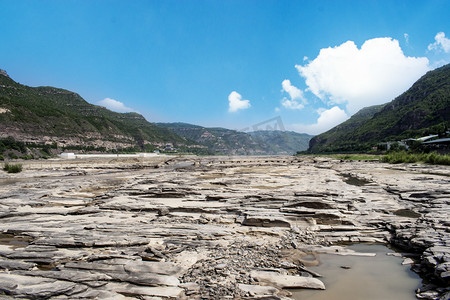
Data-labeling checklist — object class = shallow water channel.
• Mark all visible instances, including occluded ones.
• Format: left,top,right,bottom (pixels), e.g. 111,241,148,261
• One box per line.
291,244,421,300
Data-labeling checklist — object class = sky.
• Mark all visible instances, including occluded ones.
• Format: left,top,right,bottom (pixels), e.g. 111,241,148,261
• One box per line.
1,0,449,135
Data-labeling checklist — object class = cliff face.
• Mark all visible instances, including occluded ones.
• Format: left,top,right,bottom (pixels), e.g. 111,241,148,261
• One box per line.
0,71,184,151
308,64,450,153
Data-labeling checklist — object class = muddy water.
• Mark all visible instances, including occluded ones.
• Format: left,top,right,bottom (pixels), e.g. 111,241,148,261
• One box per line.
291,244,421,300
0,233,31,249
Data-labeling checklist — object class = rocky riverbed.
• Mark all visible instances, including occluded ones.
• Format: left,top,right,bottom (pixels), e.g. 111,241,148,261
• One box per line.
0,156,448,299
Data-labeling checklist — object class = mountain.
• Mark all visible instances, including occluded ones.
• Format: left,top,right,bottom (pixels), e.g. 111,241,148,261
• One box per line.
0,69,313,157
157,123,313,155
0,69,184,152
308,64,450,153
248,130,313,155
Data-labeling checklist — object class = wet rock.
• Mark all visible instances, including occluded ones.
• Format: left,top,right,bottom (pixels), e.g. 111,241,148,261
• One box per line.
402,258,414,265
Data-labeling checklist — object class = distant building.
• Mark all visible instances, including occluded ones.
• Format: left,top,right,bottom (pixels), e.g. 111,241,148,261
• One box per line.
59,152,75,159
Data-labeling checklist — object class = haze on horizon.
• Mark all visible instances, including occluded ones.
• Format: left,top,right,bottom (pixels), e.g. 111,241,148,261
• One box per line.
1,0,449,135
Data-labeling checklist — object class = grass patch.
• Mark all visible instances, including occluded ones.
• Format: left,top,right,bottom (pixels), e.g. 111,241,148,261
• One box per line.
382,151,450,165
298,154,382,161
334,154,382,161
3,162,23,173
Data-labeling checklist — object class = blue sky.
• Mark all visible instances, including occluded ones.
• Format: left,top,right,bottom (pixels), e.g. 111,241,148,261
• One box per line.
1,0,449,135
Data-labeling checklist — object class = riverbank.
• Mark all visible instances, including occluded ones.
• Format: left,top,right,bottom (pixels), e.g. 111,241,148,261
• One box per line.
0,156,448,299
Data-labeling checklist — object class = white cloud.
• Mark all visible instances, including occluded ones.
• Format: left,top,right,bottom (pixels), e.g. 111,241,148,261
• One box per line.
98,98,136,113
404,33,409,44
282,79,304,102
428,32,450,53
228,91,251,112
281,79,306,110
282,99,304,110
296,37,430,114
288,106,349,135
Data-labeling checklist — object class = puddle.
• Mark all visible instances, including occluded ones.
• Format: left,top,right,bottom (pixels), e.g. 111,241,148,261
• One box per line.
291,244,421,300
0,178,25,186
37,263,56,271
393,209,421,218
0,233,31,249
341,174,371,186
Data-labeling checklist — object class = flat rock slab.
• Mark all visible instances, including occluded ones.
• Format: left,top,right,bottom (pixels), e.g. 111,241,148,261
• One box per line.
105,282,184,298
15,269,112,283
124,260,182,276
0,259,35,270
0,273,80,298
238,283,279,295
109,272,180,286
0,156,448,299
250,270,326,290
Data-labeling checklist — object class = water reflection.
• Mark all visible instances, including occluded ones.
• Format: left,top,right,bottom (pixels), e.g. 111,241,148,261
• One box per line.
291,244,421,300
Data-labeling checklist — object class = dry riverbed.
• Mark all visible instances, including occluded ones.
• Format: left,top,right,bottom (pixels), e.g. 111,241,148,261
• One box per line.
0,156,448,299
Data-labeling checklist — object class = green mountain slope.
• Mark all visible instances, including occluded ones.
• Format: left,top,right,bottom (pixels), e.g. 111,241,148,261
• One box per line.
0,70,184,151
157,123,264,155
308,64,450,153
158,123,313,155
0,69,313,156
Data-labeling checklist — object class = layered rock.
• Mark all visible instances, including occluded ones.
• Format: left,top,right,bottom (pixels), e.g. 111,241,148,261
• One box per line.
0,156,448,299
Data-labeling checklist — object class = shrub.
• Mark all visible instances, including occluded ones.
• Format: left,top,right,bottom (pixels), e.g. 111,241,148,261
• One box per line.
20,154,34,160
7,152,18,159
3,162,23,173
382,151,450,165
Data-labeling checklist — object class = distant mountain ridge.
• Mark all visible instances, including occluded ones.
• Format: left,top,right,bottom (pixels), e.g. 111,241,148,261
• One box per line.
157,123,313,155
308,64,450,153
0,70,313,156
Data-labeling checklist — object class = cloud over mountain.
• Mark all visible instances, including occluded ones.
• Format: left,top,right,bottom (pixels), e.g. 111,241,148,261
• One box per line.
98,98,136,113
296,37,430,114
289,106,349,135
281,79,306,110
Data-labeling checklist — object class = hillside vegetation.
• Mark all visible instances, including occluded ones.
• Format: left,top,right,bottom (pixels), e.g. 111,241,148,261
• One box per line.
308,64,450,153
158,123,313,155
0,71,188,154
0,70,313,157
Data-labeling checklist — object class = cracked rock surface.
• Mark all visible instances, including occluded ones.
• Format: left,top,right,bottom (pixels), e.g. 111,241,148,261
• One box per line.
0,156,448,299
